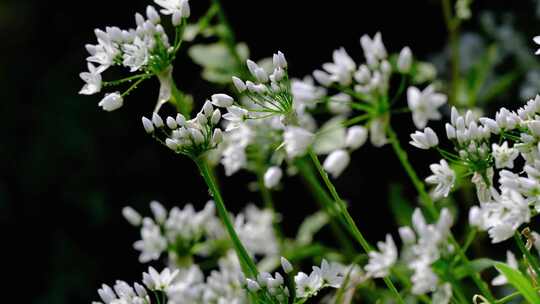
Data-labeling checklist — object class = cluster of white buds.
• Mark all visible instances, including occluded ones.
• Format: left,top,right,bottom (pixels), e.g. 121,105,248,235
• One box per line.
142,99,223,158
230,51,296,120
80,1,191,111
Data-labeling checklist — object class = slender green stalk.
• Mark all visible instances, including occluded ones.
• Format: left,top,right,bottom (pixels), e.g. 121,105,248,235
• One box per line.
442,0,460,105
211,0,244,73
306,150,406,304
514,232,540,278
386,124,495,301
494,286,540,304
295,157,356,254
194,157,259,277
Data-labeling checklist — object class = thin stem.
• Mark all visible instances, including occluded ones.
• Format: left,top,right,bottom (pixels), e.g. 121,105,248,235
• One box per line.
194,157,259,277
514,232,540,278
211,0,245,74
295,157,356,254
495,286,540,304
442,0,460,105
306,150,406,304
255,170,284,243
386,123,496,301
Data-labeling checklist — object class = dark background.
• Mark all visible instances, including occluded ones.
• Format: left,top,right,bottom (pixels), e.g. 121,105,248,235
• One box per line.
1,0,536,302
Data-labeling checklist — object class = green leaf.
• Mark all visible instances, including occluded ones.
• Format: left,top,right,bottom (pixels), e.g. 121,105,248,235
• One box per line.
296,211,329,245
388,184,414,226
494,262,540,303
454,258,496,279
313,117,347,154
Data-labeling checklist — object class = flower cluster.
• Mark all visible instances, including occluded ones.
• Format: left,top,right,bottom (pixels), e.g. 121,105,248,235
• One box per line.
244,257,348,303
80,1,190,111
93,267,176,304
411,97,540,243
123,200,278,265
365,208,454,301
142,98,223,158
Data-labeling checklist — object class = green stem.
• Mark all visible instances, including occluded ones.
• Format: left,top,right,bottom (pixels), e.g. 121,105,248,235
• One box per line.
255,170,284,243
442,0,460,105
306,150,406,304
386,123,495,302
514,232,540,278
194,157,258,277
295,157,356,254
495,286,540,304
211,0,245,74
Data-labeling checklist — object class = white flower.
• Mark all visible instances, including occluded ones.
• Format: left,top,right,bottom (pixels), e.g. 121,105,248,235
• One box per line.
222,106,248,130
360,32,387,66
283,126,314,158
79,63,102,95
365,234,397,278
142,267,179,291
425,159,455,198
407,85,447,129
534,36,540,55
264,166,282,189
133,218,167,262
323,149,350,178
319,260,344,288
492,251,518,286
98,92,123,111
409,127,439,149
320,47,356,86
154,0,190,25
295,269,323,298
492,142,519,169
345,126,368,150
122,36,149,72
397,46,412,73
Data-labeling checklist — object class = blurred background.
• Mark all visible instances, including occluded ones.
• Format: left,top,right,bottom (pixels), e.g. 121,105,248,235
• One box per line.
2,0,539,302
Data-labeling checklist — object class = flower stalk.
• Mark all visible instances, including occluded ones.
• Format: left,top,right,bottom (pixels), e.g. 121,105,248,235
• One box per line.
194,156,259,277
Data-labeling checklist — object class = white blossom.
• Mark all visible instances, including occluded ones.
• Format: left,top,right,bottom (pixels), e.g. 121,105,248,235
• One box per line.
345,126,368,150
410,127,439,150
425,159,455,199
407,85,447,129
142,266,179,291
492,142,519,169
283,126,314,158
79,63,102,95
365,234,397,278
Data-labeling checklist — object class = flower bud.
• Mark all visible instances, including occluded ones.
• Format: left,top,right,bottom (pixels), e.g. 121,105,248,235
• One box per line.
232,76,246,92
345,126,368,150
152,112,164,128
323,149,350,178
264,166,282,189
122,206,142,226
211,93,234,107
397,46,412,73
281,257,293,273
98,92,123,112
166,116,178,129
142,117,154,133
